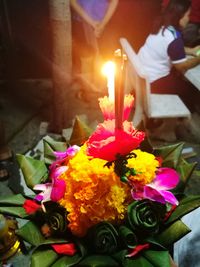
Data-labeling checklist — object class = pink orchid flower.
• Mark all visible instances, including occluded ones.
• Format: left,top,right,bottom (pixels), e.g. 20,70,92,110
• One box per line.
53,145,80,160
34,165,68,205
132,167,179,205
87,120,145,161
49,145,80,176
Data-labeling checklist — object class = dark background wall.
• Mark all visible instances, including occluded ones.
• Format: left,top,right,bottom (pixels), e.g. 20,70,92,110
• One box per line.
0,0,162,79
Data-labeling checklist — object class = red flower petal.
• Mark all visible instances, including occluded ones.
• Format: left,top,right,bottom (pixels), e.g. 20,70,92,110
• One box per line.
126,243,150,258
87,120,145,161
23,199,41,214
51,243,77,255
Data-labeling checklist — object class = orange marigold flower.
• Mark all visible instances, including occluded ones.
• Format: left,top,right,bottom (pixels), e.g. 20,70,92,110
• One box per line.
59,145,131,236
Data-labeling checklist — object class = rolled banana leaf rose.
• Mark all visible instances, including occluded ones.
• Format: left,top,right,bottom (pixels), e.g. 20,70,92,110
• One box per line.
127,200,166,236
87,222,120,254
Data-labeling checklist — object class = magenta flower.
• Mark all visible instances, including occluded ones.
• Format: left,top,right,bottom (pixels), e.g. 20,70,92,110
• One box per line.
50,146,79,175
54,145,80,160
132,168,179,205
50,165,67,202
34,165,67,205
87,120,145,161
34,183,52,203
50,176,66,202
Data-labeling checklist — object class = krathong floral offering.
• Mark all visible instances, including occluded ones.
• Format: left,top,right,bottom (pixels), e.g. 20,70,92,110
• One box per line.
0,61,200,266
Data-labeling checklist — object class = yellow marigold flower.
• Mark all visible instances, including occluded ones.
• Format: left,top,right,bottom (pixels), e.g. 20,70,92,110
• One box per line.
59,145,130,237
127,149,159,185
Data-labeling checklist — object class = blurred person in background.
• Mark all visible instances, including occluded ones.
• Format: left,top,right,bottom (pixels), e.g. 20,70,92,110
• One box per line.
70,0,118,90
138,0,200,112
182,0,200,47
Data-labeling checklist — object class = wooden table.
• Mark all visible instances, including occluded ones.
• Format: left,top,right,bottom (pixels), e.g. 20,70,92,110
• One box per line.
185,63,200,91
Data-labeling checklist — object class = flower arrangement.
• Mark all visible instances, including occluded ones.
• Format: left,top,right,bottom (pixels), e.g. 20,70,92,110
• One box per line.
0,94,200,267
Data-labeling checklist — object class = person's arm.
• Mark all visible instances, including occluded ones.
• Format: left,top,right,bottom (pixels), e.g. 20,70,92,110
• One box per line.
70,0,97,28
185,45,200,56
169,38,200,73
95,0,119,38
173,55,200,74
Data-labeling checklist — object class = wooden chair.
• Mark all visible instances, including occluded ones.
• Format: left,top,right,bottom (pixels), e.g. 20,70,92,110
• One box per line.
120,38,191,140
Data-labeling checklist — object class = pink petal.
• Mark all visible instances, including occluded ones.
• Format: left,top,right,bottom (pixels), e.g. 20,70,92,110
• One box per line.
41,186,52,202
51,179,66,201
34,193,44,202
153,168,179,190
50,166,68,179
87,121,145,161
144,186,166,204
34,183,52,203
131,188,144,200
33,184,50,191
159,190,179,205
54,145,80,159
144,185,179,205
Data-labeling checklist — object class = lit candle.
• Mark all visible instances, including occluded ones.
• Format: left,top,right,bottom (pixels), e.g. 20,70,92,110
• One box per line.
102,61,115,101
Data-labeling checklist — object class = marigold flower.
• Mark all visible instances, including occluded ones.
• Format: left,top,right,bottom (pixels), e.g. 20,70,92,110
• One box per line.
59,145,130,236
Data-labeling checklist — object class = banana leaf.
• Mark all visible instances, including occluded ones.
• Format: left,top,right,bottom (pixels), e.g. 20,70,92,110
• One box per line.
16,221,45,246
0,206,28,218
154,142,184,169
175,159,197,192
155,220,190,247
51,254,83,267
17,154,48,189
43,135,67,165
166,195,200,224
113,249,168,267
31,249,59,267
142,250,170,267
0,194,25,205
77,255,119,267
69,116,93,146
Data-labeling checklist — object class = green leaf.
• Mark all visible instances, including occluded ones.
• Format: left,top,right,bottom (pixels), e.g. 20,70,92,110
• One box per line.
70,116,93,146
156,220,190,247
154,142,184,168
176,159,197,192
77,255,119,267
16,221,45,246
16,154,48,189
0,194,25,206
119,225,137,248
51,254,82,267
31,248,58,267
51,239,88,267
43,136,67,165
166,195,200,224
0,206,28,218
143,250,170,267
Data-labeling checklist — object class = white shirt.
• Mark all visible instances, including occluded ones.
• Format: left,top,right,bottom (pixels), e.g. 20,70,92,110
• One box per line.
137,26,187,83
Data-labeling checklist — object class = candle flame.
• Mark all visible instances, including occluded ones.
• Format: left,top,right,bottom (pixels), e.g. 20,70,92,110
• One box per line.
102,61,115,76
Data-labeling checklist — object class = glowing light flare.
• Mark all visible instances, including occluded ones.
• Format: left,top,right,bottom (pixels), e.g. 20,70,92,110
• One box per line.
102,61,115,102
